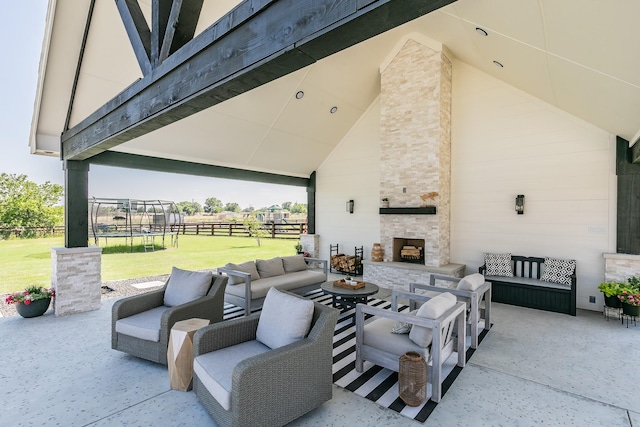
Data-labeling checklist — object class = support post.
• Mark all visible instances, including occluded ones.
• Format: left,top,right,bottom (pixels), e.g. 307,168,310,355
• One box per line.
64,160,89,248
307,171,316,234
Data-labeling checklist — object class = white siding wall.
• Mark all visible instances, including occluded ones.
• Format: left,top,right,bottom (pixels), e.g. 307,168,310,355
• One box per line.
450,61,616,311
316,61,616,311
315,98,382,261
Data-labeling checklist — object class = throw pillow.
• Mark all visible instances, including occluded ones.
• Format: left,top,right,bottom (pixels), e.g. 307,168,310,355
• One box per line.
224,261,260,285
163,267,212,307
281,255,308,273
256,257,286,278
484,253,513,277
256,288,314,349
540,257,576,286
409,292,457,348
457,273,486,291
391,309,418,334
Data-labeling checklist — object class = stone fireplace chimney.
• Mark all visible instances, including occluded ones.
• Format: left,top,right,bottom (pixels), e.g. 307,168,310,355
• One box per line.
379,36,452,267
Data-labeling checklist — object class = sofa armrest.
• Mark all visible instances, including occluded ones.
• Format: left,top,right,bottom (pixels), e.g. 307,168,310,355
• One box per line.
160,294,225,341
304,257,328,277
194,314,261,356
218,267,253,314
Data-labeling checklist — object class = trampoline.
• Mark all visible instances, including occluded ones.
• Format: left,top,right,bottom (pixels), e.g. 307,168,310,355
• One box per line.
90,198,182,251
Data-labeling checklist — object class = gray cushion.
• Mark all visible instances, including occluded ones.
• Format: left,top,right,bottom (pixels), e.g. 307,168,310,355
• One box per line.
115,306,168,342
485,275,570,290
194,340,270,410
540,257,575,286
484,253,513,277
409,292,457,348
457,273,486,291
255,257,286,278
281,255,308,273
225,261,260,285
224,270,326,300
163,267,212,307
364,316,430,360
256,288,314,349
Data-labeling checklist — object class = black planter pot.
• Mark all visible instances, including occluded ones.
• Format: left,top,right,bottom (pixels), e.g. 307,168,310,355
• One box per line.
622,302,640,317
604,294,622,308
15,298,51,318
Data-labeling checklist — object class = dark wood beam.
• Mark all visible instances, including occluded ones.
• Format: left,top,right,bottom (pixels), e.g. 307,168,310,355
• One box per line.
116,0,152,75
151,0,172,66
632,138,640,164
64,160,90,248
306,171,316,234
616,136,640,254
159,0,204,63
62,0,455,161
89,151,310,187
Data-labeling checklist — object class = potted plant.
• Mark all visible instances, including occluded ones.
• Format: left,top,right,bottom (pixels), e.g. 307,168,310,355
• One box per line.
5,285,55,318
618,289,640,316
381,198,389,208
294,242,303,254
597,282,624,308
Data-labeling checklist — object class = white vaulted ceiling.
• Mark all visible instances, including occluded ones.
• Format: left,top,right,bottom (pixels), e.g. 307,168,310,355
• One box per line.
33,0,640,177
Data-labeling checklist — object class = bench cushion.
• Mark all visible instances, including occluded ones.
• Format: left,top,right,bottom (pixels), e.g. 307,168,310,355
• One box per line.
194,339,270,410
486,275,570,290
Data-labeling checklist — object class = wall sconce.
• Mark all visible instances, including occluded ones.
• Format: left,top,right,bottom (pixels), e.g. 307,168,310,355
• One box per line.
346,199,354,214
515,194,525,215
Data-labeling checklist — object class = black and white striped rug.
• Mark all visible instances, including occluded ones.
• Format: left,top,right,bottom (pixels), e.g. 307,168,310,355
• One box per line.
222,289,489,423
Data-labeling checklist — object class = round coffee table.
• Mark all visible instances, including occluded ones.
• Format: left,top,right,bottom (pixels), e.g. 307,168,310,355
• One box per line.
321,281,379,319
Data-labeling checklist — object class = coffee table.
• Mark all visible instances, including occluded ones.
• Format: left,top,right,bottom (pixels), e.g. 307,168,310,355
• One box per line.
321,281,379,322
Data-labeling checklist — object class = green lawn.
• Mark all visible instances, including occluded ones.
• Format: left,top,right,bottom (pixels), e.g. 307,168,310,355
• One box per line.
0,235,299,294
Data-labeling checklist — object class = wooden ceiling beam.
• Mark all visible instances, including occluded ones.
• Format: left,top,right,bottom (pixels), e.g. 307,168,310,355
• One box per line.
62,0,455,161
115,0,152,75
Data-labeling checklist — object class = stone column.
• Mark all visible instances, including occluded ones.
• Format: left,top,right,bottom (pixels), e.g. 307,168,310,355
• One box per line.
300,234,320,257
379,38,452,267
51,246,102,316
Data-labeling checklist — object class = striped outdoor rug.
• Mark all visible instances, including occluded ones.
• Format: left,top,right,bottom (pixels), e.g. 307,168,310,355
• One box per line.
222,289,489,423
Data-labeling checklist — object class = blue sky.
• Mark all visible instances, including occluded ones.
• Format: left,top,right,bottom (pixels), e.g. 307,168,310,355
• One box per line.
0,1,306,210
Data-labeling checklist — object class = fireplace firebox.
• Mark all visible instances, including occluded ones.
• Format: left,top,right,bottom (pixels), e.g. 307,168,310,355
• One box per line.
393,238,425,264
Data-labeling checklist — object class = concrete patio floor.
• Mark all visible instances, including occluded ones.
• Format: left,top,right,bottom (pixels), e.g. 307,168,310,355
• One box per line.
1,294,638,426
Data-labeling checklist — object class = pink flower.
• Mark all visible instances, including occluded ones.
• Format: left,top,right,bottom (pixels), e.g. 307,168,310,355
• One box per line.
24,300,31,305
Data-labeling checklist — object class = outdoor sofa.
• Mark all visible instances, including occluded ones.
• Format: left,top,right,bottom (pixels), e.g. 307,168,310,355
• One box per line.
218,255,327,315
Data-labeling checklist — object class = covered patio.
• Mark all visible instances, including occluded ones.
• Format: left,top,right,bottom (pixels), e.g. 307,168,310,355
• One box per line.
1,294,638,426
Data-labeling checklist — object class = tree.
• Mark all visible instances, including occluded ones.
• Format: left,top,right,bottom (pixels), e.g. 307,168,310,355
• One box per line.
204,197,223,213
0,173,64,237
290,202,307,214
243,213,267,246
224,202,240,212
281,201,292,211
242,206,255,212
176,201,202,216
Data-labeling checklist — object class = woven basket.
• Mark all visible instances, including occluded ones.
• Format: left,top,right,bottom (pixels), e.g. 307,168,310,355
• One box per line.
398,351,427,406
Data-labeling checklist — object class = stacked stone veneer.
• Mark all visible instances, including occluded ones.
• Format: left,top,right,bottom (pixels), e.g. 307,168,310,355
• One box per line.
363,260,464,292
300,234,319,257
379,38,452,267
604,253,640,282
51,246,102,316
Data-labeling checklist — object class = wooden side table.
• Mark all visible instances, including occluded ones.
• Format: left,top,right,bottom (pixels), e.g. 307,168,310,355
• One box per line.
168,318,210,391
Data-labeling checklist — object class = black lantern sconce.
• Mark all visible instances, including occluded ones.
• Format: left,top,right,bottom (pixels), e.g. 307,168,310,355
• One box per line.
515,195,525,215
346,199,354,214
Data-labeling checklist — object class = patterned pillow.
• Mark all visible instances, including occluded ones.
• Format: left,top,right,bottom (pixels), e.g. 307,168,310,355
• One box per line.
540,258,575,286
391,310,418,334
484,253,513,277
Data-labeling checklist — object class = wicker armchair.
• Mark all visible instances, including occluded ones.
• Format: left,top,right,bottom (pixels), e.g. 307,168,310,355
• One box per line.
193,293,338,427
111,272,228,365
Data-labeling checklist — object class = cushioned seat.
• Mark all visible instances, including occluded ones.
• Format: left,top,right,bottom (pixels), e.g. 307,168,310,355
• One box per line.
193,289,339,427
355,290,467,403
111,267,228,365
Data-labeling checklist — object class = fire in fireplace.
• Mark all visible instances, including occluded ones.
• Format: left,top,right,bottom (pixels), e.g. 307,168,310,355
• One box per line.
392,238,425,264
